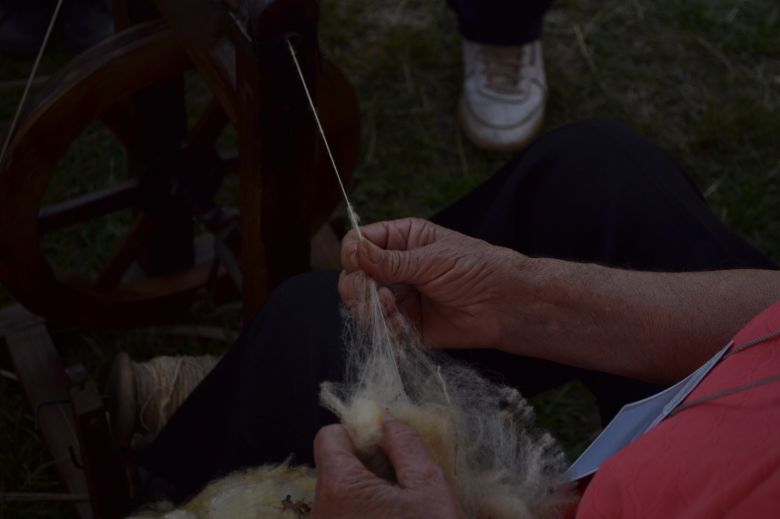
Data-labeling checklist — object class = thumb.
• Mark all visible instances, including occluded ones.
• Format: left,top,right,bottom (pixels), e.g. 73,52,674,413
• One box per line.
380,416,445,489
357,239,427,285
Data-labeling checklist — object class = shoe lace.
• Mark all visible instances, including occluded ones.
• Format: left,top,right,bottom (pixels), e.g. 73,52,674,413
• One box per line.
480,45,526,92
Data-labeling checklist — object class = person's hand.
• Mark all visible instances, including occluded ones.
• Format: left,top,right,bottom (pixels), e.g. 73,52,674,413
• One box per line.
339,217,524,349
311,416,466,519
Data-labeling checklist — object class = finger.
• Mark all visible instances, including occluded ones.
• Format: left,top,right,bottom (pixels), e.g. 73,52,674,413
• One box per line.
377,286,398,317
338,270,379,314
339,271,385,326
344,218,441,276
313,424,369,480
380,416,444,489
353,221,398,250
339,220,407,272
387,285,422,331
357,239,432,286
359,218,439,251
339,222,397,272
338,269,364,306
340,229,361,272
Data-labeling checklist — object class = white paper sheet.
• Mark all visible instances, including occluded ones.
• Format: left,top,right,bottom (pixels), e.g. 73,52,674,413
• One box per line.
565,341,732,481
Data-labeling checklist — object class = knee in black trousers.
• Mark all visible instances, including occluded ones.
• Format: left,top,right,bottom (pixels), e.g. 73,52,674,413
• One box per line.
438,118,773,271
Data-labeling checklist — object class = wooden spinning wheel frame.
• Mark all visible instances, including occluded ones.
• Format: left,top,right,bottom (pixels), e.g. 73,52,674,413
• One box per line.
0,0,360,516
0,0,360,329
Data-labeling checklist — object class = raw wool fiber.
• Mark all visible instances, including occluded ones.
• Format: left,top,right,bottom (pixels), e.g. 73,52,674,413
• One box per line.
128,463,317,518
321,279,571,519
128,280,570,518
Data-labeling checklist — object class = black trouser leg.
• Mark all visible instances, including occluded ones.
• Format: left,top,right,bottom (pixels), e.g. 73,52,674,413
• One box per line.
434,119,771,271
138,119,774,501
137,272,347,502
447,0,554,46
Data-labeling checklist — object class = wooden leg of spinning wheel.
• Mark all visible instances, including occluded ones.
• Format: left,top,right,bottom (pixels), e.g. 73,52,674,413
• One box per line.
236,47,267,319
237,0,320,320
2,313,93,519
3,311,129,518
71,378,128,518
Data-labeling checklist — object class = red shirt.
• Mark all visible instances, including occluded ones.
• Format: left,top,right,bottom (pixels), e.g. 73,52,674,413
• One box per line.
575,301,780,518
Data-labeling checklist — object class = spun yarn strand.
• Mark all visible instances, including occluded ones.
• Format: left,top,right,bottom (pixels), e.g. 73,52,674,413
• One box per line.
0,0,64,167
286,37,362,238
133,355,220,436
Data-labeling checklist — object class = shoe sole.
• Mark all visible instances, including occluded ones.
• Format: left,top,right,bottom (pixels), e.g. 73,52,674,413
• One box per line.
458,96,546,152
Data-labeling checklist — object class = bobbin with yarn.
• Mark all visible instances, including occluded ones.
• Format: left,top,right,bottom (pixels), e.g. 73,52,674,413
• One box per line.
109,353,219,448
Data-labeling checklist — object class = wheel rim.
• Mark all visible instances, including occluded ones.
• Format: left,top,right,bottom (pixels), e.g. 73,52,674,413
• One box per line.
0,22,194,328
0,20,359,329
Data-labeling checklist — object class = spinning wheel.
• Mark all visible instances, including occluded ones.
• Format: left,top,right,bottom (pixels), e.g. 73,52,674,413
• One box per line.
0,0,360,330
0,2,359,514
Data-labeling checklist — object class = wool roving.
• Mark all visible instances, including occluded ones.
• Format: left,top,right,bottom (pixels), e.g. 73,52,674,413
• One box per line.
128,463,316,518
320,279,571,518
129,278,571,518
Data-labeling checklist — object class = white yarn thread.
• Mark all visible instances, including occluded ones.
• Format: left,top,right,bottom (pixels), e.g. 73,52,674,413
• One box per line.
286,38,362,239
287,36,400,381
0,0,65,167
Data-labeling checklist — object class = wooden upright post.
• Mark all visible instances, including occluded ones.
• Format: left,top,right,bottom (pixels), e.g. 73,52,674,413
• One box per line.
237,0,319,320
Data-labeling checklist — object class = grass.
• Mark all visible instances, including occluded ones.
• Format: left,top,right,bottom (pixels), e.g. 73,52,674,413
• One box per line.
1,0,778,516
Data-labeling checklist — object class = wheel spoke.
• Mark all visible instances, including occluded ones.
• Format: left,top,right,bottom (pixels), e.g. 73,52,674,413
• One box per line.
100,100,143,159
93,214,147,291
187,98,228,151
37,179,140,234
220,151,238,173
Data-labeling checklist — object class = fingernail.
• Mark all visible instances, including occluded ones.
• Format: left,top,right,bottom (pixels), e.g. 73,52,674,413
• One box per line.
360,240,383,264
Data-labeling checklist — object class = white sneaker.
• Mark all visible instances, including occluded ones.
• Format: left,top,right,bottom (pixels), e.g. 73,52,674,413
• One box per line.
459,39,547,151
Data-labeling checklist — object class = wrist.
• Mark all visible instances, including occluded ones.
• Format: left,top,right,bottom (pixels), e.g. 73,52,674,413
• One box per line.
493,254,592,357
491,250,544,353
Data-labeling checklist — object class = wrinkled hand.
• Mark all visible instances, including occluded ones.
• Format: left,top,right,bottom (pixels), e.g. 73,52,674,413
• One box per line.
311,417,466,519
339,217,522,349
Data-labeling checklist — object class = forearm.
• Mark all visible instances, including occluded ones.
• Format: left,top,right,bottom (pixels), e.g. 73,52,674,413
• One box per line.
497,253,780,383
